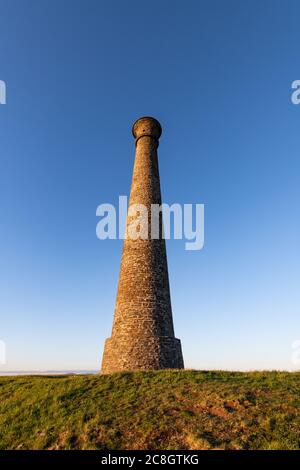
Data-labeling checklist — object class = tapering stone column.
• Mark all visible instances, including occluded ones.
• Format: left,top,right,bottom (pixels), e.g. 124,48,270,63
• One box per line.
101,117,184,373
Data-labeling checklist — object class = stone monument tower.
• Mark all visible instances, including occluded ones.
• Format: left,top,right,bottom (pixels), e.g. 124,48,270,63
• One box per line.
101,117,184,373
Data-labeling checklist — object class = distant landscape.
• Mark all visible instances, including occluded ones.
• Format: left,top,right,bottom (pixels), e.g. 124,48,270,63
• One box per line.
0,371,97,376
0,370,299,450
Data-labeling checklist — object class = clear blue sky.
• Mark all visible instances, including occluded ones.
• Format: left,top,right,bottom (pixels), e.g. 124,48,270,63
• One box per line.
1,0,300,372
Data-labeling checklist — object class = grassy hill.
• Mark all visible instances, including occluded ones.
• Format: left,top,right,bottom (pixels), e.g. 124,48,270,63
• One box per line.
0,370,299,450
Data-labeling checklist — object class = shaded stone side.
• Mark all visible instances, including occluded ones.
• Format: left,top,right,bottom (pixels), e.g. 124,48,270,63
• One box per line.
101,117,184,374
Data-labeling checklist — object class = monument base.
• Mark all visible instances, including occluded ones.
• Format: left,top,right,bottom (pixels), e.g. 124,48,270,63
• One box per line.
101,335,184,374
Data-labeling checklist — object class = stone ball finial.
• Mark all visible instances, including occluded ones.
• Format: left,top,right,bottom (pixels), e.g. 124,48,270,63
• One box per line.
132,116,162,145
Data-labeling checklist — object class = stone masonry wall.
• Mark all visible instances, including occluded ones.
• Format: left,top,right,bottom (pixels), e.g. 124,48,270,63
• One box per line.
101,117,184,374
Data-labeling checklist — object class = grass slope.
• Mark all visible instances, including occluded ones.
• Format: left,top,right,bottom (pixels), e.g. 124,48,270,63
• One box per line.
0,370,299,450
